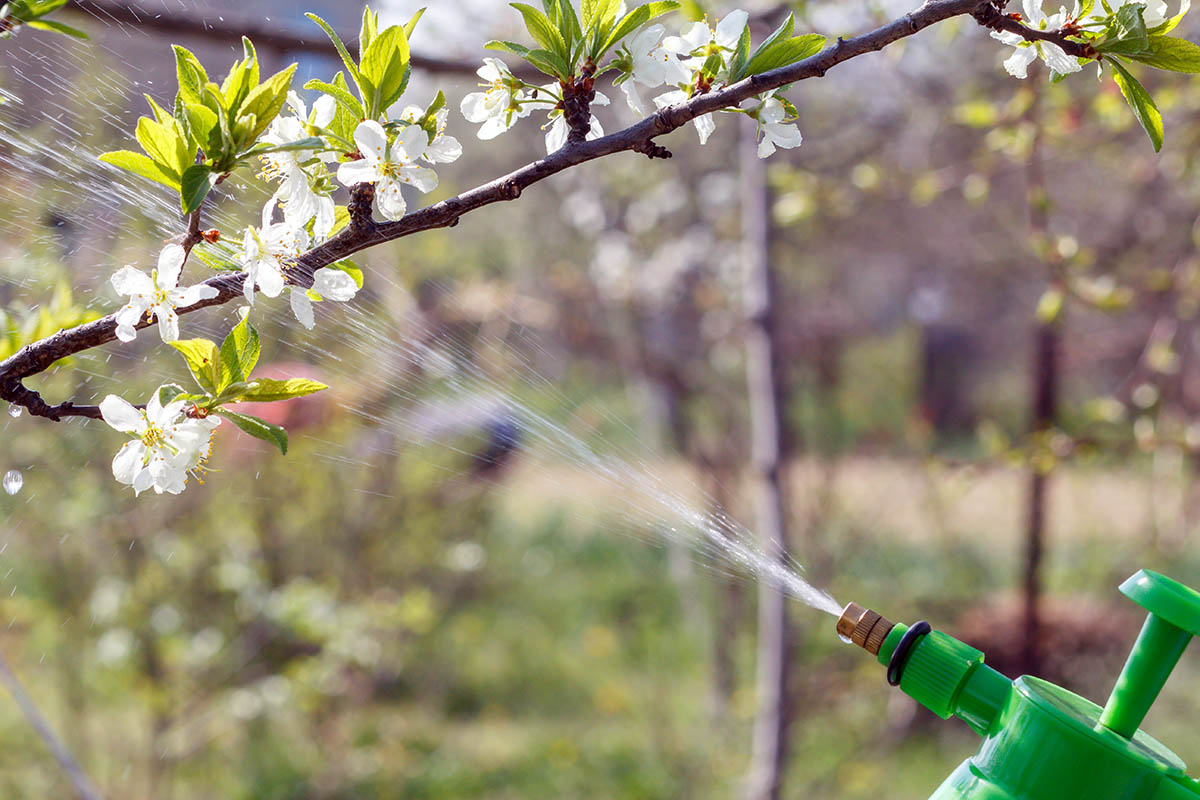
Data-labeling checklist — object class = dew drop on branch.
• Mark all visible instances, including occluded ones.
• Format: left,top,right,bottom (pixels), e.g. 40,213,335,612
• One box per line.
3,470,22,496
7,404,21,418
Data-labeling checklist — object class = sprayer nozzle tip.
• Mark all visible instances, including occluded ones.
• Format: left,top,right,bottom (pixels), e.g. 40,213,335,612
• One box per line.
837,602,895,656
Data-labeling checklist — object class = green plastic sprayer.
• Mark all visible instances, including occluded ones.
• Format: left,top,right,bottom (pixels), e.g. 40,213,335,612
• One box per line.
837,569,1200,800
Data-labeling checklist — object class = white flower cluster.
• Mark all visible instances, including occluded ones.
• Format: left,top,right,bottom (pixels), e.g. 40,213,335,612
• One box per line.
100,391,219,496
459,11,803,160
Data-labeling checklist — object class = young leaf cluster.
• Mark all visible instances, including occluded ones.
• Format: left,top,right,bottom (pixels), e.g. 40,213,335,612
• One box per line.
305,8,421,125
100,38,301,213
488,0,681,81
166,313,327,455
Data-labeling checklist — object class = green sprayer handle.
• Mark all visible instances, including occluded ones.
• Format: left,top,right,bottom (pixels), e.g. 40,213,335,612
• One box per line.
1099,570,1200,739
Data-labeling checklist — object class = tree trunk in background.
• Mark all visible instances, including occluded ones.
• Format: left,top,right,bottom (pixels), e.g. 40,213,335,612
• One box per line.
741,118,793,800
1020,85,1058,677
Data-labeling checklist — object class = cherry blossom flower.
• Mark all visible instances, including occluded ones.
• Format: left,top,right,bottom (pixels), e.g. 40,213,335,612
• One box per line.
991,0,1083,78
399,105,463,164
259,94,337,241
101,391,219,496
240,207,310,304
619,24,692,115
749,94,803,158
336,120,438,221
289,267,360,330
111,243,217,343
460,58,532,139
663,9,749,70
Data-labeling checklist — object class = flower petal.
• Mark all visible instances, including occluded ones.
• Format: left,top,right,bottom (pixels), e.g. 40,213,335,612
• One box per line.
112,441,146,486
156,243,186,290
353,120,389,166
375,176,408,220
312,268,358,302
155,305,179,342
100,395,144,433
290,286,315,329
337,158,380,187
111,266,154,297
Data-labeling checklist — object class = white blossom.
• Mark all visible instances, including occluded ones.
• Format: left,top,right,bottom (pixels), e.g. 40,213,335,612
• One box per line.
991,0,1083,78
620,24,692,115
663,10,749,70
240,206,310,304
460,58,531,139
289,268,360,330
100,391,219,496
336,120,438,221
544,91,610,154
400,105,464,164
111,243,217,343
653,89,716,144
260,92,337,241
750,93,803,158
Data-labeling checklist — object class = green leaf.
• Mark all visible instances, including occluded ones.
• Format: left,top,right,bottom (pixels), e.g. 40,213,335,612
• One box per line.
745,11,794,69
183,102,220,154
235,63,297,145
172,45,209,106
25,18,86,38
180,163,217,214
511,2,569,62
1100,3,1150,54
216,409,289,454
743,33,826,77
404,7,426,37
361,25,411,113
98,150,181,190
304,78,366,120
155,383,192,407
242,136,324,158
359,6,379,59
218,312,260,391
239,377,329,402
1126,35,1200,72
598,2,679,59
1110,59,1163,151
727,23,752,81
306,13,363,93
169,338,222,394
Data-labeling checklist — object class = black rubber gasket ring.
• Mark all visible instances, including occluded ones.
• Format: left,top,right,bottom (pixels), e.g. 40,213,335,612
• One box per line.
887,621,931,687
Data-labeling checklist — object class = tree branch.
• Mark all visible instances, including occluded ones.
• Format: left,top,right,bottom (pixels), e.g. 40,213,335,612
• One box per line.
971,2,1097,59
2,0,989,417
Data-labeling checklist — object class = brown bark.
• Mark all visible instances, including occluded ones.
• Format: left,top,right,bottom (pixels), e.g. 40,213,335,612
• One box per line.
741,118,792,800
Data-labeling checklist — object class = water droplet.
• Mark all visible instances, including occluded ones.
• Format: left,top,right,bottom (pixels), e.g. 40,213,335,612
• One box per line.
7,404,21,418
838,633,853,645
3,470,22,496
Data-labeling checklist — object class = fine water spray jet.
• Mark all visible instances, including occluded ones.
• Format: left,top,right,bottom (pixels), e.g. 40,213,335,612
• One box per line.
836,569,1200,800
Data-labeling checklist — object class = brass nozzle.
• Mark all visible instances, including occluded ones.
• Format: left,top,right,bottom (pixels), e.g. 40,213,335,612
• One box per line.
837,602,895,656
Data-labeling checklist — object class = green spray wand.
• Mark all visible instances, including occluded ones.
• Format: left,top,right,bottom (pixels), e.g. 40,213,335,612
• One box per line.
838,569,1200,800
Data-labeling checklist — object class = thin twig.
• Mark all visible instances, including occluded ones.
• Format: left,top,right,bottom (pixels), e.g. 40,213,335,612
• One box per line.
972,3,1097,59
0,648,106,800
1,0,989,418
